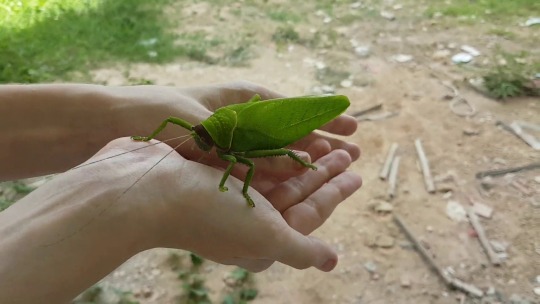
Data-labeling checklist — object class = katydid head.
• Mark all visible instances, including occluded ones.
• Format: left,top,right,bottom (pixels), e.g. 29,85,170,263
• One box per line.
192,124,214,152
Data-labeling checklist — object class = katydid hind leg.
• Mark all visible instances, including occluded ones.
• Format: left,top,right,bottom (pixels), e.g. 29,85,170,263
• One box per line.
131,116,194,141
243,148,317,170
217,153,237,192
234,156,256,208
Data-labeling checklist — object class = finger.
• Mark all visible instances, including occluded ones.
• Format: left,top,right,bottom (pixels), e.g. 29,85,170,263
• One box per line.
283,171,362,235
187,81,286,109
273,232,338,272
318,114,358,136
268,150,352,212
290,132,361,161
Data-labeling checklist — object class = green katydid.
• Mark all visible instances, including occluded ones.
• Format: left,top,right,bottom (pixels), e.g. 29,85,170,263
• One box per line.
132,94,350,207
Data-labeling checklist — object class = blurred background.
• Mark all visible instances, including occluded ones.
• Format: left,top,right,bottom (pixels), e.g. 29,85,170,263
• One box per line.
1,0,539,303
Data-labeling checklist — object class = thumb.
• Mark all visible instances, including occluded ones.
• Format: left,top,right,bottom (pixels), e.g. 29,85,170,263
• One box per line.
275,230,338,272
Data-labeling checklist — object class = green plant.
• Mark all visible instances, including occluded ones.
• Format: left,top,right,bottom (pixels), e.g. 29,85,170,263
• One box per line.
272,25,301,45
222,268,258,304
483,51,540,99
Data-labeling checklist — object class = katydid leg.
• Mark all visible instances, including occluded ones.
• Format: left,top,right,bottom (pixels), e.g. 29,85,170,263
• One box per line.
131,117,193,141
217,152,237,192
217,152,256,207
243,148,317,170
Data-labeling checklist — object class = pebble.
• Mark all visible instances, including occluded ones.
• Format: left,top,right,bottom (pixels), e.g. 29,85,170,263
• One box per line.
490,240,508,253
446,200,467,222
350,2,362,9
463,128,480,136
426,226,434,233
374,201,394,213
534,176,540,184
354,46,371,58
525,17,540,27
400,276,411,288
486,286,496,295
461,45,481,57
380,11,396,20
323,17,332,23
535,287,540,296
340,79,353,88
452,53,473,64
391,54,413,63
321,85,335,94
315,61,326,70
536,275,540,284
364,261,377,273
433,49,451,60
473,202,494,219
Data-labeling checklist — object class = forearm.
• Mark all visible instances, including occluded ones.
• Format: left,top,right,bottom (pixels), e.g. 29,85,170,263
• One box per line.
0,169,151,304
0,84,127,179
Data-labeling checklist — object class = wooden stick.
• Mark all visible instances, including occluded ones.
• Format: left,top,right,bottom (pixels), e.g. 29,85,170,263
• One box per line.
351,103,383,118
509,122,540,150
467,209,502,266
394,215,484,298
357,111,398,122
379,143,399,180
414,139,436,193
387,156,401,199
475,162,540,179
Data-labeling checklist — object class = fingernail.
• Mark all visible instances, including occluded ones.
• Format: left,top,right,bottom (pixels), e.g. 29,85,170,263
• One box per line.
320,258,337,272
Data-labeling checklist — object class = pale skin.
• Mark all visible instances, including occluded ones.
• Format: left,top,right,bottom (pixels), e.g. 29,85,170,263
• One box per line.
0,81,362,303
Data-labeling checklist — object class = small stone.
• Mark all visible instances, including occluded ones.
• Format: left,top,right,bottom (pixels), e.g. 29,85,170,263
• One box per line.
437,182,453,193
376,235,395,248
321,85,335,94
535,287,540,296
151,268,161,276
452,53,473,64
508,279,516,285
536,275,540,284
426,226,434,233
350,2,362,9
340,79,353,88
323,17,332,23
525,17,540,27
374,201,394,213
446,200,467,222
486,286,496,295
380,11,396,20
534,176,540,184
372,273,380,280
461,45,481,57
391,54,413,63
364,261,377,273
490,240,508,253
315,61,326,70
473,202,494,219
432,49,451,59
393,4,403,10
400,276,411,288
463,128,480,136
354,46,371,58
493,158,507,165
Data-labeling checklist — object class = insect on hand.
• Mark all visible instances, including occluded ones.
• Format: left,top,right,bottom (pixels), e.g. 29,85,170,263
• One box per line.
132,94,350,207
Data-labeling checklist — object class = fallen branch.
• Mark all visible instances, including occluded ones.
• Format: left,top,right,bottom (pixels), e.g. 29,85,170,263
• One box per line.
475,162,540,179
379,143,399,180
393,215,484,298
508,122,540,150
467,209,502,266
414,139,436,193
387,156,401,199
351,103,383,118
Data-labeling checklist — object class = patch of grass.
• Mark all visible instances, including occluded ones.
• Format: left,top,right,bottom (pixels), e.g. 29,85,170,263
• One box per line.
316,67,351,86
0,0,179,83
267,9,301,23
222,268,258,304
0,199,14,212
426,0,540,21
176,32,223,64
482,51,540,99
488,28,517,40
272,25,301,45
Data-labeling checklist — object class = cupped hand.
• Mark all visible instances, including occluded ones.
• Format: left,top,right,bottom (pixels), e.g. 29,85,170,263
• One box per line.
94,138,361,273
117,81,360,185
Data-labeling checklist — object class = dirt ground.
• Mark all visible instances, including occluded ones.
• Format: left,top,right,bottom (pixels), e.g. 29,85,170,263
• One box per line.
4,0,540,303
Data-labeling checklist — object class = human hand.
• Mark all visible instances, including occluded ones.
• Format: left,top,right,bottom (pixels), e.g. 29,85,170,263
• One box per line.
89,137,361,272
114,81,360,185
